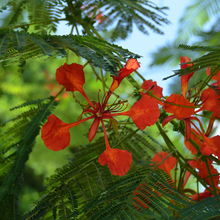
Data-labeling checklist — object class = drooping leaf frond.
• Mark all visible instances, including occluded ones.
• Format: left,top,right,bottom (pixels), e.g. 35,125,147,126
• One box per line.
1,0,62,33
23,126,193,220
177,196,220,220
162,44,220,80
1,0,169,40
177,0,220,41
0,97,57,220
0,31,140,74
83,0,169,40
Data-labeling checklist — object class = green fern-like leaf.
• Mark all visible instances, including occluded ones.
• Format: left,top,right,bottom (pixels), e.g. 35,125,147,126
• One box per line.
162,44,220,80
83,0,169,41
177,196,220,220
23,127,190,220
0,97,57,220
0,31,140,74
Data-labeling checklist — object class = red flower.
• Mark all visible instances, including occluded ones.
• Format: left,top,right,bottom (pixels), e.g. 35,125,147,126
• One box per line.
42,59,164,175
41,114,94,151
206,67,220,88
98,147,132,176
163,94,195,120
180,56,194,97
189,159,219,187
201,87,220,118
56,63,85,93
151,152,177,175
127,95,160,130
184,129,202,155
95,13,105,23
42,59,147,176
201,135,220,159
110,58,140,92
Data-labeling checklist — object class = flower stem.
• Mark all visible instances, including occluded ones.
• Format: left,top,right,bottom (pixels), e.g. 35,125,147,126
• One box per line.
156,122,209,190
101,120,111,150
81,90,95,109
205,115,215,136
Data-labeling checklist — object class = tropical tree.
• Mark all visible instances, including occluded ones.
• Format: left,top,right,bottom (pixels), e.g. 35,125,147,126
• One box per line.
0,1,220,220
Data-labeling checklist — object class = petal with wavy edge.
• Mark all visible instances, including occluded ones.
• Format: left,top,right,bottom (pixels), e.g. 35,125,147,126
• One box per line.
56,63,85,93
98,147,132,176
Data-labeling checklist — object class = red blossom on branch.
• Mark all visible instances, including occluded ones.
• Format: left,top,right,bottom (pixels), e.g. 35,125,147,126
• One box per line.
126,80,163,129
110,58,140,92
151,151,177,175
41,58,163,176
162,57,202,140
98,147,132,176
206,67,220,88
189,159,219,188
201,135,220,159
201,86,220,118
180,56,194,97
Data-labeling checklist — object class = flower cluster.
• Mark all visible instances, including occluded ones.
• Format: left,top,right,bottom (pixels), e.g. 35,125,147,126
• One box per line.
42,55,220,201
41,59,163,176
138,56,220,202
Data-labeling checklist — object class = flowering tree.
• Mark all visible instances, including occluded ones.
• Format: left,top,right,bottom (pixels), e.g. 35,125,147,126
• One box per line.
0,0,220,219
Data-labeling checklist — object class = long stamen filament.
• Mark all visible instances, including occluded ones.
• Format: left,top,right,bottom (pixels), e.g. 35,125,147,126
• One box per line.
66,115,95,128
205,115,215,137
81,90,95,109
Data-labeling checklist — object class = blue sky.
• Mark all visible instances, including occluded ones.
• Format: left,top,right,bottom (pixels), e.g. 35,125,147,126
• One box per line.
57,0,191,95
116,0,191,95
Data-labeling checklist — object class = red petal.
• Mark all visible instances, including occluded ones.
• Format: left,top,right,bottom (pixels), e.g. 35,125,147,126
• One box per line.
201,135,220,158
201,87,220,118
128,95,160,130
191,189,213,201
180,56,193,69
41,114,72,151
184,129,201,155
110,58,140,91
180,56,194,97
184,119,191,140
41,114,94,151
141,80,163,103
88,118,101,142
98,147,132,176
206,67,220,81
56,63,85,93
124,58,140,70
163,94,195,120
151,152,177,175
162,115,176,127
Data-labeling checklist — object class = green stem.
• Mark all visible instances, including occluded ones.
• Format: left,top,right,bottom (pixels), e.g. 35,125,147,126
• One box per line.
54,87,65,100
192,65,220,102
205,115,215,137
0,18,66,31
100,68,106,93
204,159,217,195
135,70,145,81
156,122,209,190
